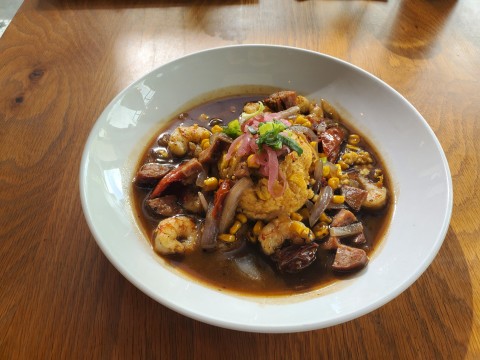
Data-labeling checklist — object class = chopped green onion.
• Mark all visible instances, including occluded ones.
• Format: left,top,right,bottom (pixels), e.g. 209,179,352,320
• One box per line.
239,102,265,123
222,119,242,138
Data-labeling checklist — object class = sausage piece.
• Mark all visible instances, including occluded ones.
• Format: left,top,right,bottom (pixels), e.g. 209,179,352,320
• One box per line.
332,245,368,272
263,91,297,112
135,163,172,186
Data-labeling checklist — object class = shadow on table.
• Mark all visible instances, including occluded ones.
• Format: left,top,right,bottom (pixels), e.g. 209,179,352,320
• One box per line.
379,0,458,59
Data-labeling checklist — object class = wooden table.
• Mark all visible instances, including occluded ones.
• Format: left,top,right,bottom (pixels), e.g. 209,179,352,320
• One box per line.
1,0,478,358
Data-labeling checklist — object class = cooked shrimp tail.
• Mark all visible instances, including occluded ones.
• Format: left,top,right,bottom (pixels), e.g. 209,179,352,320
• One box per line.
154,216,198,255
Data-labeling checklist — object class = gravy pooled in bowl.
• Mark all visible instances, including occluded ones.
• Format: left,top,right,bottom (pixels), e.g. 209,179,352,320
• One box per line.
132,90,393,296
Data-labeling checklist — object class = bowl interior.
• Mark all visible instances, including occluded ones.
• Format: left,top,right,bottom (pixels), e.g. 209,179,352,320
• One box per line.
80,45,452,333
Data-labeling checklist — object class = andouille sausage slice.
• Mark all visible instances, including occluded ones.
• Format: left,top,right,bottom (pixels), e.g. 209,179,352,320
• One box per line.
332,245,368,272
134,163,172,186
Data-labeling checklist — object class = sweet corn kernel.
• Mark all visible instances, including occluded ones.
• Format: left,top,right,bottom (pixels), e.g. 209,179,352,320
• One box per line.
218,233,236,242
295,115,307,124
335,164,342,175
235,213,248,224
201,138,210,149
338,161,349,170
333,195,345,204
346,144,361,151
203,177,218,191
289,221,306,235
211,125,223,133
328,177,340,190
229,221,242,235
302,120,312,128
307,189,315,200
247,154,260,168
320,212,332,224
253,221,264,236
302,228,315,241
313,223,329,239
310,141,318,152
322,165,331,177
348,134,361,145
290,212,303,222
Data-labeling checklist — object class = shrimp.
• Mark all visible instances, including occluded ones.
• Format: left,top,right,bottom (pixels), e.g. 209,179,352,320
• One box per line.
258,215,314,255
153,216,198,255
358,175,388,210
168,124,212,157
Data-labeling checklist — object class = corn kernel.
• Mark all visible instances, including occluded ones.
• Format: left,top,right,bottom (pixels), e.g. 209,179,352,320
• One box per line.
290,212,303,221
335,164,342,175
289,221,305,235
338,160,349,170
310,141,318,152
322,165,331,177
307,189,315,200
201,138,210,149
218,233,236,242
328,177,340,190
211,125,223,133
302,120,312,128
348,134,361,145
229,221,242,235
295,115,307,124
253,221,264,236
333,195,345,204
235,213,248,224
346,144,361,151
320,212,332,224
313,223,329,239
247,154,260,168
203,177,218,191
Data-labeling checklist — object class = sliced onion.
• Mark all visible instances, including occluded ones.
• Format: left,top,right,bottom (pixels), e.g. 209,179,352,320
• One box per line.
200,202,219,250
309,185,333,227
329,222,364,237
195,169,208,187
326,202,347,210
198,191,208,212
312,159,324,193
218,177,253,233
275,105,301,119
234,255,262,281
290,125,318,142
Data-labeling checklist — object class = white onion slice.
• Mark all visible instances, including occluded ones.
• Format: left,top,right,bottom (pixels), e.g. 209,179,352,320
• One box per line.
329,222,364,237
218,177,253,233
309,185,333,227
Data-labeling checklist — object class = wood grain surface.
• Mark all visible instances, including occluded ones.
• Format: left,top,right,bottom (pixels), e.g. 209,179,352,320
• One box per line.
1,0,479,358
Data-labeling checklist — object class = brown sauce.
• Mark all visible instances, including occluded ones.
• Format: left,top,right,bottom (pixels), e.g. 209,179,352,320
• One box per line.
132,93,393,296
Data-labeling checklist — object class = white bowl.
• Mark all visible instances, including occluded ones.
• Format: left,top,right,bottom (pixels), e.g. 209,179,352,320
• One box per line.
80,45,452,333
